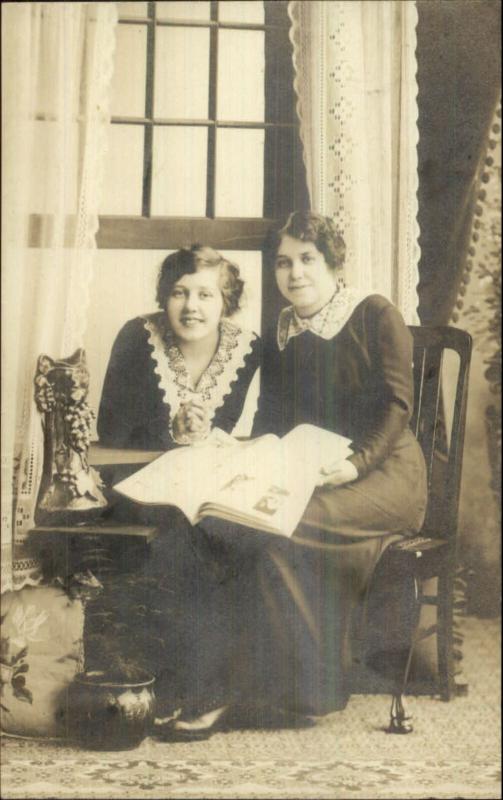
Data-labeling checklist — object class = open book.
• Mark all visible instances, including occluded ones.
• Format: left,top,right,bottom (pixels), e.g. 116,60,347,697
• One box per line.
113,424,353,538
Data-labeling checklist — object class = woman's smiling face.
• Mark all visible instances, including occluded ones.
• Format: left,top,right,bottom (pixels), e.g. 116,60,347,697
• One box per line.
275,235,338,317
166,268,224,344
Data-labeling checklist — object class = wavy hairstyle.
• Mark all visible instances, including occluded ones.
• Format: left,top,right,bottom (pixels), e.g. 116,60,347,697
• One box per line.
156,245,244,317
264,211,346,272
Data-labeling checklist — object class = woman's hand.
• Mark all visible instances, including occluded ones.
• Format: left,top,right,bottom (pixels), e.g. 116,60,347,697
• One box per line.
172,399,211,444
317,458,359,488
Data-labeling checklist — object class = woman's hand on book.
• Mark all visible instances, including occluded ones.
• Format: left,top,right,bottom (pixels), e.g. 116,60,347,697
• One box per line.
318,458,358,487
172,400,211,444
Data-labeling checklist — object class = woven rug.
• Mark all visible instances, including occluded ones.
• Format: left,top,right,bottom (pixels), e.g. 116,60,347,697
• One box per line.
1,615,500,799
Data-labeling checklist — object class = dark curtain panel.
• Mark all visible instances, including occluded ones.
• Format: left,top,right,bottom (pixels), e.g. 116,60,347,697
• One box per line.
416,0,501,325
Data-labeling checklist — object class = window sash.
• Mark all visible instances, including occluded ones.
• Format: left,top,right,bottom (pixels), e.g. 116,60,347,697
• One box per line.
29,1,307,250
110,0,293,219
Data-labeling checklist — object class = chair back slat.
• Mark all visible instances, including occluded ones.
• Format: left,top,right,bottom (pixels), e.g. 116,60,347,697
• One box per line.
410,348,424,439
408,326,472,542
414,345,444,484
442,337,472,539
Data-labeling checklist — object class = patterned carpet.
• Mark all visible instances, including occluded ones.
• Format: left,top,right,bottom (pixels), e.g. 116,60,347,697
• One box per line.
1,615,501,799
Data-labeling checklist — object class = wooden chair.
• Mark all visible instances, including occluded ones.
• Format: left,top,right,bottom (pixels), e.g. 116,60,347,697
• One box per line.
381,325,472,733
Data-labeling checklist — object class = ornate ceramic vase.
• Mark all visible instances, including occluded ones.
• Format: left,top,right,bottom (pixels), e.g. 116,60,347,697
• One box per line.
65,669,156,750
34,349,107,521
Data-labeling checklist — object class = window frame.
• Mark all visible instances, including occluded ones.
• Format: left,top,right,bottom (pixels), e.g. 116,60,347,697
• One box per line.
29,1,308,260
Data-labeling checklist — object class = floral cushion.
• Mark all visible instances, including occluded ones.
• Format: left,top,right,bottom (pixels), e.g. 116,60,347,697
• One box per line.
1,585,84,738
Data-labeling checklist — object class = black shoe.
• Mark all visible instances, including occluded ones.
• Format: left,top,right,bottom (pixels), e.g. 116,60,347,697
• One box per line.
153,725,214,742
152,705,228,742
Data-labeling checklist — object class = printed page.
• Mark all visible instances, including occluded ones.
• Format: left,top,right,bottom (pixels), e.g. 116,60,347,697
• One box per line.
200,433,321,537
282,424,353,476
113,432,279,522
112,439,237,521
114,426,351,535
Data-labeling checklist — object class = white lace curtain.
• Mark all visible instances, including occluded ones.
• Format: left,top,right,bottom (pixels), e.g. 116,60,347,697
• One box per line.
288,0,420,322
1,3,117,592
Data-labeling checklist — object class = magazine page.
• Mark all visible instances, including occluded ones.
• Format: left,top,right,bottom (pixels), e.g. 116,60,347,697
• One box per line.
113,425,353,535
282,424,353,476
199,432,322,537
112,431,242,520
112,431,279,522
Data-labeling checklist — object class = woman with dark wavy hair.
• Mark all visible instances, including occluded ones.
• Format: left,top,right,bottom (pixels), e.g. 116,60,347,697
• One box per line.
98,245,260,449
241,210,427,719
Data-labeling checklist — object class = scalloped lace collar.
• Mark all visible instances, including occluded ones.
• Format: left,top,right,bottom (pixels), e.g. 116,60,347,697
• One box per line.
277,287,371,351
143,314,255,424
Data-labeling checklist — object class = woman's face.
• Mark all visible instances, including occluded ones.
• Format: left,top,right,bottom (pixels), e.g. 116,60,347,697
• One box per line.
166,268,224,344
274,235,338,317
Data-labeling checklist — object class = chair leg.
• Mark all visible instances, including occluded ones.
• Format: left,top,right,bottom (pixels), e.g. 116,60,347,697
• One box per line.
389,692,413,734
388,642,415,734
387,577,422,734
437,569,455,701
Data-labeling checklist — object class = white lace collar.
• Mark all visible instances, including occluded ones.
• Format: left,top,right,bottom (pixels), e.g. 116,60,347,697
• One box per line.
143,314,255,424
277,287,371,351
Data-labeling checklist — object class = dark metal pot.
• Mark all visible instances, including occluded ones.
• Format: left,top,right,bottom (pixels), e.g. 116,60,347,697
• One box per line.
65,669,155,750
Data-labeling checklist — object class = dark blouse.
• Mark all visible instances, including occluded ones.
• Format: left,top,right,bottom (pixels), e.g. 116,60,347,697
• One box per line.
253,294,415,478
98,315,261,450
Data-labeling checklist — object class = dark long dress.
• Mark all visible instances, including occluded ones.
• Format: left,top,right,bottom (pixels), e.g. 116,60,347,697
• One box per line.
221,291,428,714
85,314,262,710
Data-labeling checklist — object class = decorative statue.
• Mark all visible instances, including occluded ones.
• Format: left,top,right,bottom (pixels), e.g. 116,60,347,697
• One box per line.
34,349,107,516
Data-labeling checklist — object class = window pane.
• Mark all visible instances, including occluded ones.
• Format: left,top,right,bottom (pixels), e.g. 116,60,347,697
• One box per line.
218,1,264,24
156,1,211,21
100,125,144,215
117,2,148,19
154,27,210,119
215,128,264,217
217,30,264,122
151,126,208,216
110,25,147,118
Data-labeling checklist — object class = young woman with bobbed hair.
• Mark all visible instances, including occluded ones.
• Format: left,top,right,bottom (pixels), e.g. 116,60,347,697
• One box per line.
88,245,261,740
98,245,260,449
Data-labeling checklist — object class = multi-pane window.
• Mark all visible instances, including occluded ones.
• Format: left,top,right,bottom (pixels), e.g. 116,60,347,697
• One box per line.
99,0,306,248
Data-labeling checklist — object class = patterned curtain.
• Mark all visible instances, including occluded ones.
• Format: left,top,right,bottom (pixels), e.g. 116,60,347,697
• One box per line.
287,0,420,322
445,97,501,614
1,3,117,592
